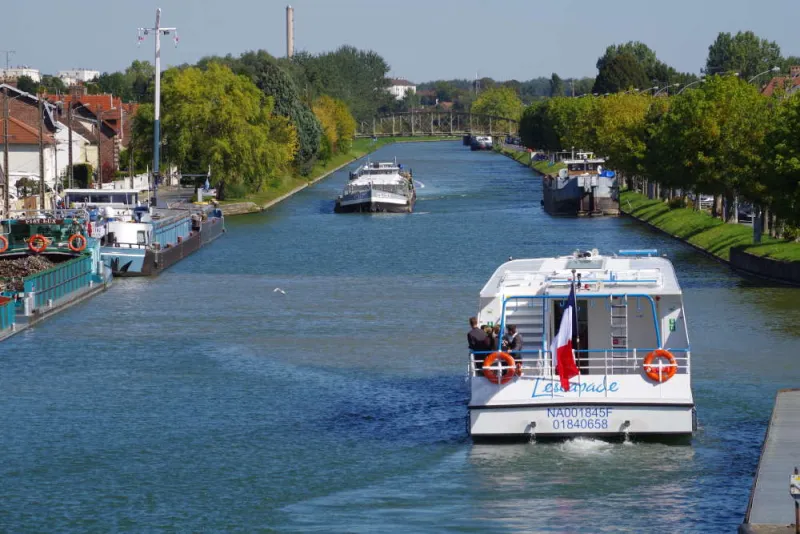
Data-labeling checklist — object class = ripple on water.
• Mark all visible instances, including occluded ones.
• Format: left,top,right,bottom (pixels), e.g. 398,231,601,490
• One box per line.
0,141,798,532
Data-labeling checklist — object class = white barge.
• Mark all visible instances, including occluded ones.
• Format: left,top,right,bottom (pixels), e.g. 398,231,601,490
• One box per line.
468,249,695,440
335,160,416,214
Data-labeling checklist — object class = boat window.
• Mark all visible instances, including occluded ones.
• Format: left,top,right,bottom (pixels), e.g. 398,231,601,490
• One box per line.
565,258,604,270
137,230,147,245
568,163,585,172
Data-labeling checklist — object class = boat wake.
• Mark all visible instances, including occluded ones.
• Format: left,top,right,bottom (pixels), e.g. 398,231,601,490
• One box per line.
557,437,619,456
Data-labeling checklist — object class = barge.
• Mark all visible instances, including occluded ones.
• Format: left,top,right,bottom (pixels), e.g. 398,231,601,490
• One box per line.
0,209,112,341
64,189,225,276
467,249,694,441
542,154,619,216
335,161,416,214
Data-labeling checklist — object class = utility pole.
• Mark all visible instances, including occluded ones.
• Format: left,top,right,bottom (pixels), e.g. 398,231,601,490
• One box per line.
96,105,102,189
3,87,9,216
38,95,45,209
138,8,179,208
67,103,73,189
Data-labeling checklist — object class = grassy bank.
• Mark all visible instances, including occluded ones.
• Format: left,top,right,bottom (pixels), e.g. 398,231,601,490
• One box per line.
496,146,566,174
221,136,457,209
621,190,800,262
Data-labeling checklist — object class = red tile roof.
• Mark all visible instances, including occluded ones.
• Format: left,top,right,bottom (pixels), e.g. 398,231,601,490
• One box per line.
0,116,55,145
389,78,415,87
762,76,800,97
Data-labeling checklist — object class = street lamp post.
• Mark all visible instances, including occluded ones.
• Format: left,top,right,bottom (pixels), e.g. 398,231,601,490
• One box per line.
747,66,780,84
137,8,178,208
677,77,706,95
653,83,681,97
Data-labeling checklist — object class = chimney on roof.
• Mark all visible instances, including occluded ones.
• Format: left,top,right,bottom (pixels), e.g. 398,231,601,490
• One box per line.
70,84,87,99
286,5,294,59
791,66,800,78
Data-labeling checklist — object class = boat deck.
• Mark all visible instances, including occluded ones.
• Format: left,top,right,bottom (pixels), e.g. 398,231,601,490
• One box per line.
741,389,800,533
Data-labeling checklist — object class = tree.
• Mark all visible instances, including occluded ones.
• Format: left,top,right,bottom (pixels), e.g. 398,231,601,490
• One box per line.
648,75,771,221
550,73,564,97
765,95,800,226
590,93,652,178
218,50,322,175
152,63,298,199
592,52,650,94
125,60,155,102
16,75,37,94
471,86,522,120
95,72,129,99
40,75,66,95
705,31,782,80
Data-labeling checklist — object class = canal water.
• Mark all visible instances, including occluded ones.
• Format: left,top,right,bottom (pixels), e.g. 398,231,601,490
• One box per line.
2,141,799,532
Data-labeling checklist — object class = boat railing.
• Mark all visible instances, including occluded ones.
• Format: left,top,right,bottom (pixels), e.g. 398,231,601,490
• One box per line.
469,348,690,382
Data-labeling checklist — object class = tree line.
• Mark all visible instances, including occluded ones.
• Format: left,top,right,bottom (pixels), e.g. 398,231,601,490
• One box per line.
115,46,390,199
520,76,800,237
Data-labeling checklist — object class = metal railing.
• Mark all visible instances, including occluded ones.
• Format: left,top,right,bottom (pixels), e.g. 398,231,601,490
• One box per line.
469,347,691,380
22,254,92,310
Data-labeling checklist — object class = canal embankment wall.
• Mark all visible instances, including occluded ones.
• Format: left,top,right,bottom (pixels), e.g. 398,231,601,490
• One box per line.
221,136,458,217
620,191,800,286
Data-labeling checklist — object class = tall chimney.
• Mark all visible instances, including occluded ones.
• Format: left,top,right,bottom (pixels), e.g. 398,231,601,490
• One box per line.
286,5,294,58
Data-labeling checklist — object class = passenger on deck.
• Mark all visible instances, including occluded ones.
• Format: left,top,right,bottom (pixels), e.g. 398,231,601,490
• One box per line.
467,317,492,369
502,324,524,363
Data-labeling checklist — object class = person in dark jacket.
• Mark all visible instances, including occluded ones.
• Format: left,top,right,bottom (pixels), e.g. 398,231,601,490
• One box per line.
467,317,492,369
502,324,524,371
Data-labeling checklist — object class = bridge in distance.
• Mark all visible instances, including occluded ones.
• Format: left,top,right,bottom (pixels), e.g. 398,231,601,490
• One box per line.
356,111,519,138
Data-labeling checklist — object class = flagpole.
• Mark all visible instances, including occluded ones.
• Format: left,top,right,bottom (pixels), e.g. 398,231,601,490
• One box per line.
574,271,581,381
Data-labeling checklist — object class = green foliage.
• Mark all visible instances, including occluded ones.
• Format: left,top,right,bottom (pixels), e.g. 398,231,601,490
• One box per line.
592,52,650,94
549,73,564,97
471,86,522,133
39,75,66,95
766,94,800,226
15,75,37,94
286,46,392,122
312,95,356,160
207,50,323,175
589,93,651,176
148,63,297,199
648,75,771,220
705,31,782,80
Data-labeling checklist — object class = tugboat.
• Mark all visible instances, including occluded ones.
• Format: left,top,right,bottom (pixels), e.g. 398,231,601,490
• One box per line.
63,189,225,276
467,249,695,441
542,153,619,216
334,160,416,214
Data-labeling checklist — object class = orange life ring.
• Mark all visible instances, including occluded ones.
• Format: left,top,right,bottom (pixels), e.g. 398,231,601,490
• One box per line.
68,234,87,252
0,235,8,253
482,352,517,384
28,234,48,253
643,349,677,382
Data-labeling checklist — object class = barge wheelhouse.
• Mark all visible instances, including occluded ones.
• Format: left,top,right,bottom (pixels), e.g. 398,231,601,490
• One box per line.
542,154,619,217
468,250,694,441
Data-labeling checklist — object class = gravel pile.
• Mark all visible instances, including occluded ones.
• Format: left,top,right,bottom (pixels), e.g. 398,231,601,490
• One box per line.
0,256,56,292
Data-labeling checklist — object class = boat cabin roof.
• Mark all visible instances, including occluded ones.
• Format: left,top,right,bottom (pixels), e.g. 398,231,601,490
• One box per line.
64,189,140,194
480,251,682,298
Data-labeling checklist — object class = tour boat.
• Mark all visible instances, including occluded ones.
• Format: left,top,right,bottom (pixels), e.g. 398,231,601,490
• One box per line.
468,249,695,440
542,153,619,216
335,160,416,214
64,189,225,276
470,135,493,151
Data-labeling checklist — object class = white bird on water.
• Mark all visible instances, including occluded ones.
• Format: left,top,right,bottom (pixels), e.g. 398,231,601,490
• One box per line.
273,288,286,295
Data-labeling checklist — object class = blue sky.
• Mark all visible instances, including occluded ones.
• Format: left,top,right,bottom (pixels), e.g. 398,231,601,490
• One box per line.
3,0,798,82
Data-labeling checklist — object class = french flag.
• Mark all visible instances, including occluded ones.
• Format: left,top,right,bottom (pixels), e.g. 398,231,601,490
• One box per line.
550,283,580,391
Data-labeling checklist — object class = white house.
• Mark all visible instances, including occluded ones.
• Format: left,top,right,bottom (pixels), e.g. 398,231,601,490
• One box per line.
57,69,101,86
388,78,416,100
0,67,41,83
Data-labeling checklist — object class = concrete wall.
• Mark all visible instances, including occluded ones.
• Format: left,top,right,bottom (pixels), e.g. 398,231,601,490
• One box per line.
730,247,800,286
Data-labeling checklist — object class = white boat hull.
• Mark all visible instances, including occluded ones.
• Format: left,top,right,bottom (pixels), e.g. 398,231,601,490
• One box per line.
469,403,695,439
